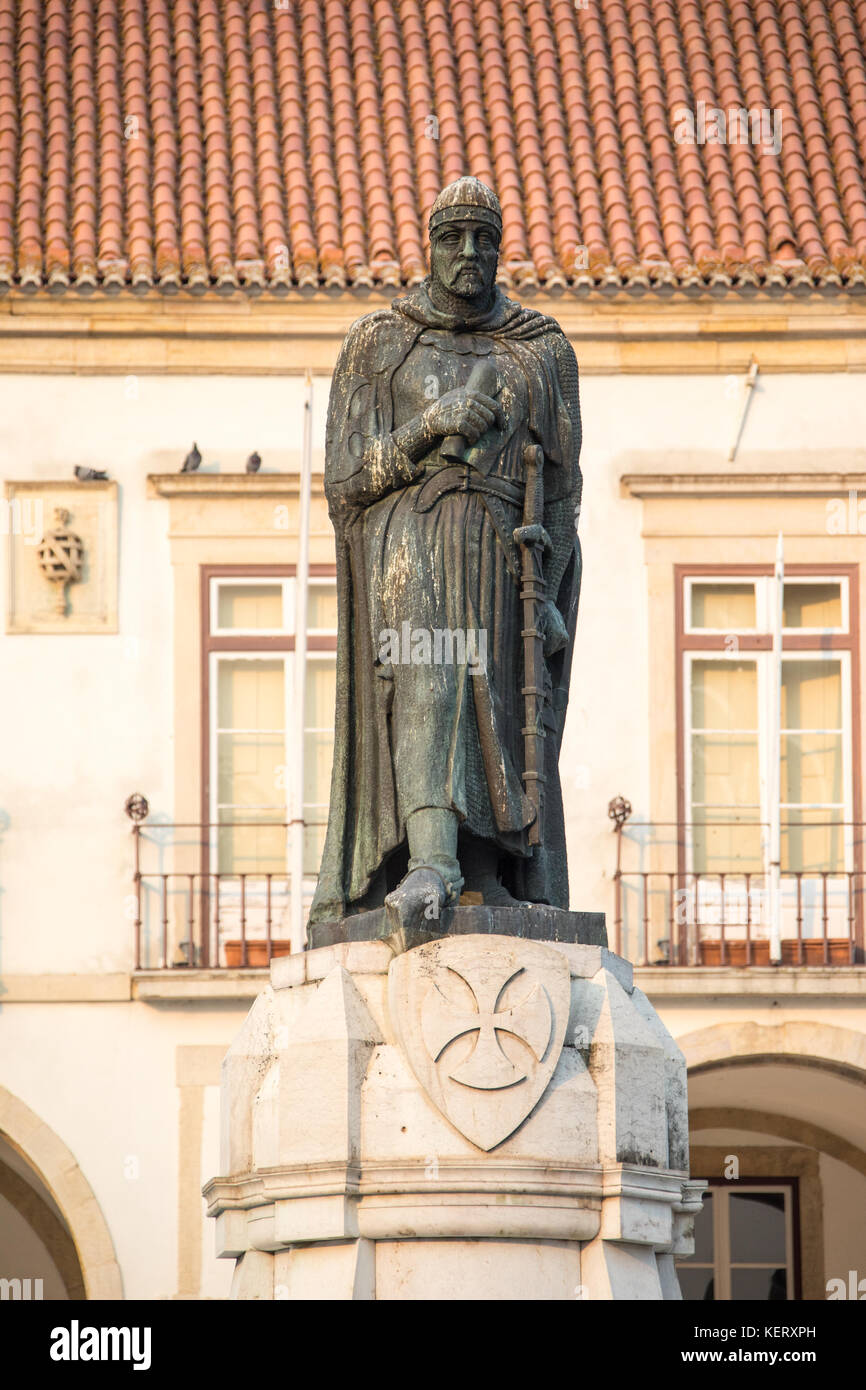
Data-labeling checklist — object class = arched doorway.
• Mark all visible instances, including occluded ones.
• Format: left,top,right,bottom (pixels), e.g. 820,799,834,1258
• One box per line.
676,1023,866,1301
0,1135,84,1298
0,1087,122,1300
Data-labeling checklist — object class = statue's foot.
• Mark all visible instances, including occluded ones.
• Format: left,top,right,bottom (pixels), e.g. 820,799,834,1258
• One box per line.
480,881,519,907
385,867,454,935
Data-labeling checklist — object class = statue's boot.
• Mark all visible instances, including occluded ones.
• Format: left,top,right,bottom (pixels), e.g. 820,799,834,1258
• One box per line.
385,808,463,934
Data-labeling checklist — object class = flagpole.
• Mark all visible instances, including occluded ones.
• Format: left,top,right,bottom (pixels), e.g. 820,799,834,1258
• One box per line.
291,369,313,955
768,532,784,962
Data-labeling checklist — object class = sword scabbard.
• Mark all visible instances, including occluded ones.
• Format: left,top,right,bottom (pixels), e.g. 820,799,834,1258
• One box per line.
520,443,547,848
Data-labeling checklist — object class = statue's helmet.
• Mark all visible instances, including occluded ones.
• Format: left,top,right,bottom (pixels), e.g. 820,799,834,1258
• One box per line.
428,177,502,237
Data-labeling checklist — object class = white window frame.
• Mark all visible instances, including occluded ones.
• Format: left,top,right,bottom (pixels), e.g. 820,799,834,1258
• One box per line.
678,1183,796,1302
780,575,849,636
684,575,762,635
210,576,292,637
683,647,854,876
685,574,849,638
208,653,337,878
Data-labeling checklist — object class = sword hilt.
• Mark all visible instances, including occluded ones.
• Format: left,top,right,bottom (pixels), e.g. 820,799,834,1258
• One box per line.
522,443,544,528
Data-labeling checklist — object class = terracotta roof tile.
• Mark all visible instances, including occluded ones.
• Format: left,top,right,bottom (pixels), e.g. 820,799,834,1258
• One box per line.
2,0,866,294
174,0,209,288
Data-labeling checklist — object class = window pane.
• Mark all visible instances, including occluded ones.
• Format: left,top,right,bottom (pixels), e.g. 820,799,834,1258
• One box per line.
691,660,758,730
304,731,334,805
782,660,842,731
217,814,286,875
783,582,842,630
781,733,843,807
730,1267,787,1300
692,734,760,807
304,660,336,816
305,659,337,724
729,1191,787,1264
690,583,756,630
781,809,845,873
217,583,283,630
217,732,283,806
303,822,327,877
677,1267,715,1300
692,811,756,872
308,583,338,630
692,811,763,874
218,659,284,730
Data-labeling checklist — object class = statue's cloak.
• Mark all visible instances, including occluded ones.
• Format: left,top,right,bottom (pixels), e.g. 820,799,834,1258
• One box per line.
309,282,583,925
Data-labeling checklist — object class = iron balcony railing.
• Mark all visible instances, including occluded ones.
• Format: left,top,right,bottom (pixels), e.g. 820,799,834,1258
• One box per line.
127,796,866,970
128,800,307,969
609,798,865,967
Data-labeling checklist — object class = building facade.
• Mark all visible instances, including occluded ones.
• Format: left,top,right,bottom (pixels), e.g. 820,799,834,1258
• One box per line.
1,0,865,1301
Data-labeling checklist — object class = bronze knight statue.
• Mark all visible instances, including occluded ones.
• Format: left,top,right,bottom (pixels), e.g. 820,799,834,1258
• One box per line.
309,177,583,941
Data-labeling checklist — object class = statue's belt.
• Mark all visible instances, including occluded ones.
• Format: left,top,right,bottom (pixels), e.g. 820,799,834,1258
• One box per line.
412,465,524,579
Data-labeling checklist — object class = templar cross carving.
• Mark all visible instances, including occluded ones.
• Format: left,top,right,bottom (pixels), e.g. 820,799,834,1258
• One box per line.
421,964,552,1090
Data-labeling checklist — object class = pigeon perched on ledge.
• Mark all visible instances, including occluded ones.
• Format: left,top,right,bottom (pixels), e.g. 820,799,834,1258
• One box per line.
73,466,108,481
246,451,262,474
180,443,201,473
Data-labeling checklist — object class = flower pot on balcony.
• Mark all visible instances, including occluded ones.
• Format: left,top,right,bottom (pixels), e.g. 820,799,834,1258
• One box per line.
223,940,292,968
699,940,770,966
801,938,853,966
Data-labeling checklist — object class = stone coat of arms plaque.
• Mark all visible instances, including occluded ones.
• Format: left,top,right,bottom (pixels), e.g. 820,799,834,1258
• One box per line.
388,934,571,1151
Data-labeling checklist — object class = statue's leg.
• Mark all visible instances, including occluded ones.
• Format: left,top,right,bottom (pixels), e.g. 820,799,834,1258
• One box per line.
460,830,519,906
384,808,463,933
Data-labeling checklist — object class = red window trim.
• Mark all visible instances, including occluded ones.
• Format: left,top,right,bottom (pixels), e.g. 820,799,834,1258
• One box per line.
198,564,337,956
673,563,862,895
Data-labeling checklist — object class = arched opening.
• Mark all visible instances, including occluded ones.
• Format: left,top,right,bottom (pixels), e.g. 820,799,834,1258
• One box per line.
674,1026,866,1302
0,1087,122,1300
0,1135,84,1299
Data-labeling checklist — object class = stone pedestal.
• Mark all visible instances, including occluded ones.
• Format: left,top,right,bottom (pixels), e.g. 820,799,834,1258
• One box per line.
205,921,703,1300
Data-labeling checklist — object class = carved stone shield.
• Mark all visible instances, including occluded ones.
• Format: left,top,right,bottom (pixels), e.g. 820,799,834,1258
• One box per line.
388,935,571,1151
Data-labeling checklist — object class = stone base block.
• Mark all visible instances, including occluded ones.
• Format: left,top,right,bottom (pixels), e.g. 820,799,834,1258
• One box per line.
308,902,607,951
205,928,704,1300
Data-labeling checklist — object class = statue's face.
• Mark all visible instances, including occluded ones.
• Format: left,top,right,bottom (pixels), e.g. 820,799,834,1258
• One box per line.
429,217,500,300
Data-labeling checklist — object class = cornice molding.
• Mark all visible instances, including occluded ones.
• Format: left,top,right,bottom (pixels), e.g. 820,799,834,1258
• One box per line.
1,290,865,374
147,473,325,500
622,472,866,498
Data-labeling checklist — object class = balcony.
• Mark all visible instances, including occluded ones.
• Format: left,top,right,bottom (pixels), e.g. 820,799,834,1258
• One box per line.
128,798,866,972
609,798,865,967
129,807,303,971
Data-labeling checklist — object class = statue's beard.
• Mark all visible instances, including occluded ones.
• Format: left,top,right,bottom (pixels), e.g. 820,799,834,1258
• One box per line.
429,268,497,319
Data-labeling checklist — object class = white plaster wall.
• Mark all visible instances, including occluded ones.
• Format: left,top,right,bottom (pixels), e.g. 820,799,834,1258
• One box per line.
1,370,864,967
1,366,865,1302
563,369,866,918
0,374,325,974
0,1000,248,1300
821,1156,866,1294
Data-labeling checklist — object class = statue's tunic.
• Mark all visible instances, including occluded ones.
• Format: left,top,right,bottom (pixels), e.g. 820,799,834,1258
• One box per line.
309,283,582,925
374,330,533,842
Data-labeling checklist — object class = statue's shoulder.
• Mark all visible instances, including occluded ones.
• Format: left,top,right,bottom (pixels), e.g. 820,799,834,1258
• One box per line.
496,293,575,355
338,307,419,375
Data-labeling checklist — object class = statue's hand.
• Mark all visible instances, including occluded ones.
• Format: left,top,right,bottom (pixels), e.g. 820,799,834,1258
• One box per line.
538,599,569,656
513,522,552,552
423,387,504,444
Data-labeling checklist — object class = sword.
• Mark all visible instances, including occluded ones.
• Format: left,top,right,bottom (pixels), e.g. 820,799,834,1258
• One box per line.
441,358,499,462
518,443,547,847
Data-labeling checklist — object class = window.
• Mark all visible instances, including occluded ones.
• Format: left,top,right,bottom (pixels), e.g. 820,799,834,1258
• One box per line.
202,568,337,942
678,570,858,920
676,1181,799,1301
